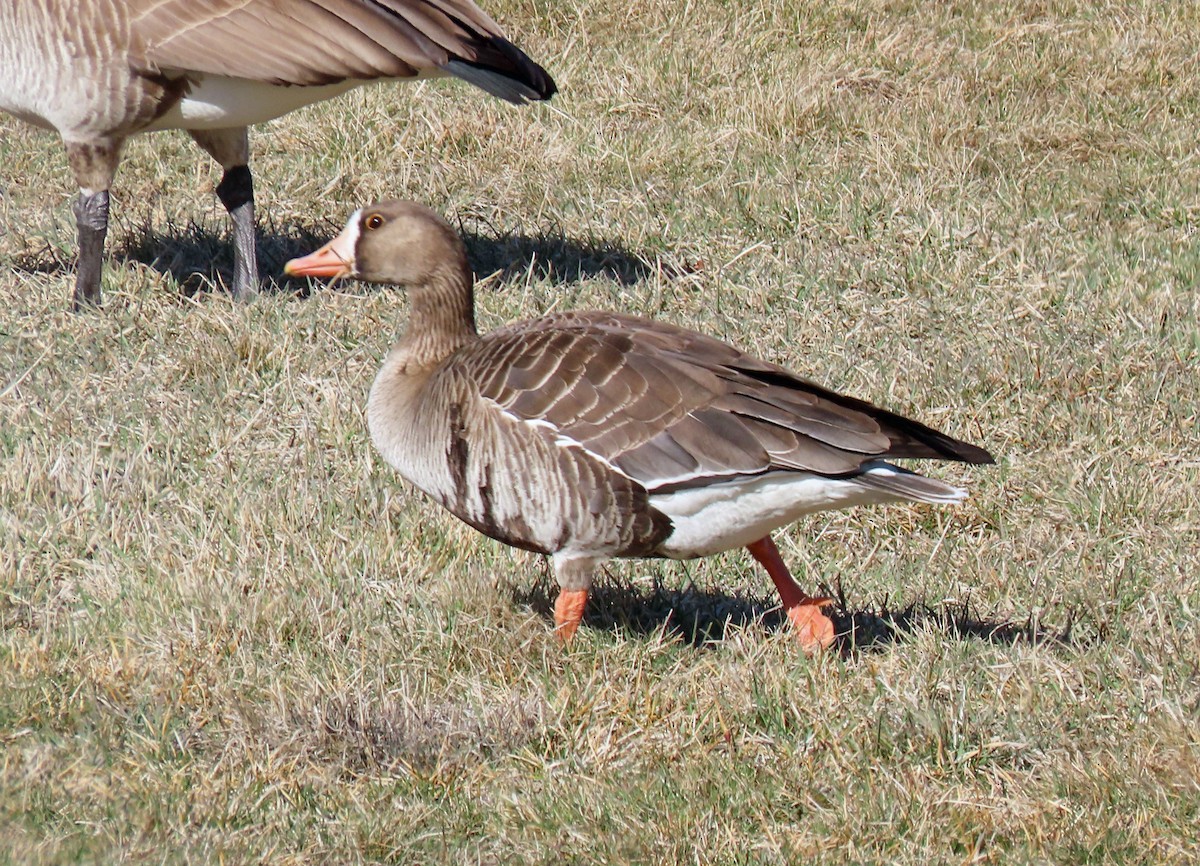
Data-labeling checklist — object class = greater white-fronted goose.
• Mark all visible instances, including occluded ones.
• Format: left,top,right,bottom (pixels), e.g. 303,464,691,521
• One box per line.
0,2,555,309
285,201,995,650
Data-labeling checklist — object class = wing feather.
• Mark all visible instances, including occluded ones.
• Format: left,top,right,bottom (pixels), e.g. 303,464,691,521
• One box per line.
452,312,992,495
130,0,555,99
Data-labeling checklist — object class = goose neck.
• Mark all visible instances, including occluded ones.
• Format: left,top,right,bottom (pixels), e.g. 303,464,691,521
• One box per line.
399,263,478,366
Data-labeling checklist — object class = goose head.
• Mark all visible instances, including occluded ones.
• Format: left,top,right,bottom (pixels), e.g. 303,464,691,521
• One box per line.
286,200,479,359
285,200,470,290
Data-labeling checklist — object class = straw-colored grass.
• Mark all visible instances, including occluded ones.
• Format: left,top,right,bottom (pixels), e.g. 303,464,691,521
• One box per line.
2,0,1198,862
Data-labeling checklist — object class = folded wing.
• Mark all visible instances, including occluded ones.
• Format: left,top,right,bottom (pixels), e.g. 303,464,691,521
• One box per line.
462,311,993,496
131,0,555,102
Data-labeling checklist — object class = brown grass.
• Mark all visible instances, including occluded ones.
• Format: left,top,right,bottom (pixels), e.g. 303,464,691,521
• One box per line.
2,0,1199,863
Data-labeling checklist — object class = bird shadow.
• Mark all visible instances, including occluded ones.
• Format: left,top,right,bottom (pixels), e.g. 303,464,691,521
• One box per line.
510,572,1082,655
459,224,658,288
7,241,73,277
75,217,661,297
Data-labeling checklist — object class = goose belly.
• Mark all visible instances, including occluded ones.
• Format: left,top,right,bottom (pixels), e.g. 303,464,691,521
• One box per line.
651,471,900,559
368,378,664,559
376,427,604,557
145,76,366,131
0,19,123,134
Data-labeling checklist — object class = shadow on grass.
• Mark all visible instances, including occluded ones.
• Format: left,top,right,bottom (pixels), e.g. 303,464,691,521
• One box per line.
10,219,658,294
511,572,1080,655
8,218,659,297
7,241,71,276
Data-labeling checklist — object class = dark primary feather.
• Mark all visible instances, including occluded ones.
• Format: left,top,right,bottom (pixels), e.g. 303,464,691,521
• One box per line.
450,311,993,494
444,42,554,104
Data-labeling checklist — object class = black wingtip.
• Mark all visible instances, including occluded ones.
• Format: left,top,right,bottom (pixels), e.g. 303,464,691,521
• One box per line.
444,36,557,104
886,417,996,466
940,438,996,466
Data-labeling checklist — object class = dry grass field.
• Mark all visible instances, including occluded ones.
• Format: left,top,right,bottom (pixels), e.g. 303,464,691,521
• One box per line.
2,0,1199,862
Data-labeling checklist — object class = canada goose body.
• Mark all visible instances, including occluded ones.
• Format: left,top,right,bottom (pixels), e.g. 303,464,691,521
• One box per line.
0,1,555,308
285,201,995,650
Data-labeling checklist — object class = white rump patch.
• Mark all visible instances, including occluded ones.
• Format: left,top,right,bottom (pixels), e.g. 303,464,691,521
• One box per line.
652,464,962,559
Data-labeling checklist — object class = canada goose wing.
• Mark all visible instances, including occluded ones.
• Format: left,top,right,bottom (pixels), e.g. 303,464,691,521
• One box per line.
131,0,550,97
466,312,992,496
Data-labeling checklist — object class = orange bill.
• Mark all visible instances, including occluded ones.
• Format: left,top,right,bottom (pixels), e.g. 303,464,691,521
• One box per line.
283,222,357,278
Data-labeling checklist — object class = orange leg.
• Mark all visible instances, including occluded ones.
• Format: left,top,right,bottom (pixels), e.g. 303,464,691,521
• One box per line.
746,536,835,652
554,588,589,642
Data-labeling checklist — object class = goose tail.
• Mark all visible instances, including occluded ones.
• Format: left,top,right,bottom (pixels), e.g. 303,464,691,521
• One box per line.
857,462,970,505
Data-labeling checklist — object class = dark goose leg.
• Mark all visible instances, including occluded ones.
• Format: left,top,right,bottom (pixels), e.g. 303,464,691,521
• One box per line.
191,128,257,300
65,140,123,310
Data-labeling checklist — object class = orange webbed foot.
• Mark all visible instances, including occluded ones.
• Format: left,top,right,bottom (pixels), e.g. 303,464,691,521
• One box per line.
746,536,836,653
553,588,589,643
785,599,835,654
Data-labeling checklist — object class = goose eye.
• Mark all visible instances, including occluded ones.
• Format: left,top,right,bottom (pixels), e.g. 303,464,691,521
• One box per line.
364,214,385,231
